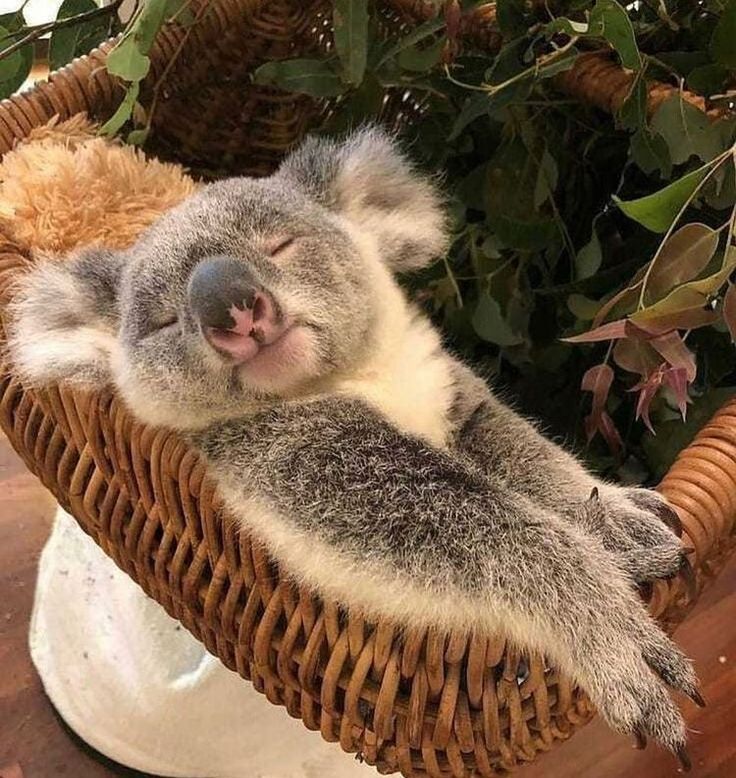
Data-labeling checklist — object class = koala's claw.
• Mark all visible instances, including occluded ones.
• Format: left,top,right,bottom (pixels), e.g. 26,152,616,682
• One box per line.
627,488,683,537
677,745,693,772
665,553,698,601
576,487,688,584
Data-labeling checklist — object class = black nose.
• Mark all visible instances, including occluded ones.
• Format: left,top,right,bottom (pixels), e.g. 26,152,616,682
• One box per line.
188,256,260,330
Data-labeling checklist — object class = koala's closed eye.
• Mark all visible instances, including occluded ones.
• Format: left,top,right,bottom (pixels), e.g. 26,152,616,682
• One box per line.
266,236,296,257
145,312,179,336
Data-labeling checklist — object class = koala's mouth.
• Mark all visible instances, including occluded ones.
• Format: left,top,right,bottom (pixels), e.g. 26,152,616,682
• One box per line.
204,298,292,364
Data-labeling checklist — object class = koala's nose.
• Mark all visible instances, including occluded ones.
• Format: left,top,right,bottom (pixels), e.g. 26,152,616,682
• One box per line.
188,256,260,329
188,256,282,363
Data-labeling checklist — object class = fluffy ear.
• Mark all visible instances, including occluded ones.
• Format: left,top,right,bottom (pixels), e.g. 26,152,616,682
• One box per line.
7,247,125,387
276,126,449,273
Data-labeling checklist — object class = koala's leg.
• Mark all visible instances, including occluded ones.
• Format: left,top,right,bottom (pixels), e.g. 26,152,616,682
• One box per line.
448,361,687,585
192,397,700,760
491,515,699,762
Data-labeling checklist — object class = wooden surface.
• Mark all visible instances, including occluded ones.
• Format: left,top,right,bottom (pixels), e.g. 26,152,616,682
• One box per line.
0,428,734,778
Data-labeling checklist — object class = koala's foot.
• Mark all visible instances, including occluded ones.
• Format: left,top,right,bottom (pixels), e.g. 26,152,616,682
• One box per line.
579,602,703,770
575,487,692,587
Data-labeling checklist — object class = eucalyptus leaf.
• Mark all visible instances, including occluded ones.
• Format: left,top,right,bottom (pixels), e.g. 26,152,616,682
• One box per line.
651,96,723,164
567,293,602,320
632,257,736,326
100,81,140,135
618,76,646,131
0,13,32,97
0,24,24,86
472,291,525,346
375,17,445,68
576,231,603,279
613,165,709,232
589,0,642,71
333,0,369,86
533,148,558,209
536,47,579,79
449,92,490,139
710,0,736,69
629,128,671,177
687,64,729,97
50,0,110,72
398,38,444,72
496,0,528,37
130,0,168,51
644,223,719,304
106,37,150,81
254,59,348,97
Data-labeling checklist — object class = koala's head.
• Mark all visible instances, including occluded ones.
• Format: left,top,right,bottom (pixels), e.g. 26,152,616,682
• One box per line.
8,128,448,430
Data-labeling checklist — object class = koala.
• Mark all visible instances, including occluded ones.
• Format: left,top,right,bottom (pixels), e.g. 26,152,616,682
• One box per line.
8,127,701,767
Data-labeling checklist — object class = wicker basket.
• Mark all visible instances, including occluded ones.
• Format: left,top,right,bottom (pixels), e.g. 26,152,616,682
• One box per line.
1,2,735,776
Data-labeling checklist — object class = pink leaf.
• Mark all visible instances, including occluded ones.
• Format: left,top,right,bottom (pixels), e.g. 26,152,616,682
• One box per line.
613,337,661,378
581,364,614,417
631,367,665,434
598,412,623,458
663,366,690,420
649,331,697,382
563,319,629,343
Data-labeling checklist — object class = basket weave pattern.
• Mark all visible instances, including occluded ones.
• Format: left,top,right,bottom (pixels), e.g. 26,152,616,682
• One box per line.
1,2,735,776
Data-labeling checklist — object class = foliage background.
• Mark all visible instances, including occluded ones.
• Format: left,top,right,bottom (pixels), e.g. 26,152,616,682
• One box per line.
0,0,735,483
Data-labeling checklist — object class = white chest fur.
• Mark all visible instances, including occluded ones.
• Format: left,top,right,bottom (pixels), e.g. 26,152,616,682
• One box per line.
334,297,455,449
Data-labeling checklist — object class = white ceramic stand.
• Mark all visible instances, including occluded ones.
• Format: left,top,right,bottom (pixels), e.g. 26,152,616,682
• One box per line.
30,507,372,778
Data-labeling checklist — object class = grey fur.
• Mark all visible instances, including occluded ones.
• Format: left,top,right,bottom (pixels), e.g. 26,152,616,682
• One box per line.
7,127,698,760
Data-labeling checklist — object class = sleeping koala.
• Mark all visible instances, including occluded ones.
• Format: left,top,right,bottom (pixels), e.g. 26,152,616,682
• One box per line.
9,128,700,765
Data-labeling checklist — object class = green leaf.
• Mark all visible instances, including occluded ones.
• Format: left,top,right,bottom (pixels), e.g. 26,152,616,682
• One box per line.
0,13,32,98
375,17,445,68
0,24,24,87
632,254,736,326
575,230,603,279
536,47,579,79
449,92,491,139
644,223,719,303
130,0,168,51
333,0,369,86
687,64,729,97
100,81,140,135
613,165,709,232
472,291,525,346
629,128,671,177
106,0,169,82
486,138,556,250
397,38,444,72
651,96,723,164
488,211,557,251
543,17,590,36
50,0,111,72
126,126,150,145
106,36,150,81
533,148,558,208
589,0,642,71
496,0,528,37
618,75,646,131
253,59,348,97
710,0,736,69
567,293,602,320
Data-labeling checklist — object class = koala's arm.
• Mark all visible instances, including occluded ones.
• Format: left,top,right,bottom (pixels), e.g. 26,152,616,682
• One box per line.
192,396,697,757
448,361,686,583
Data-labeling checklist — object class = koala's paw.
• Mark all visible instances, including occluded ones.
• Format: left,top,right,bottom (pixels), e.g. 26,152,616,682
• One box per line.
583,608,702,769
577,487,693,587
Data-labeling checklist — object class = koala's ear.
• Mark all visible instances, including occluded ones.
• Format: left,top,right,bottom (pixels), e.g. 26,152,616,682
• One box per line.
7,247,126,387
276,126,449,273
